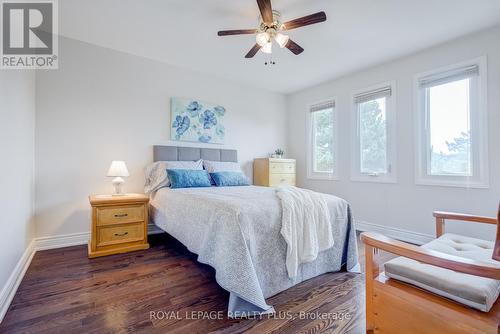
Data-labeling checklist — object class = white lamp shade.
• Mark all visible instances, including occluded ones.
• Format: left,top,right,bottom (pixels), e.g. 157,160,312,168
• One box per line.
261,42,272,54
107,161,129,177
274,33,289,48
255,32,270,47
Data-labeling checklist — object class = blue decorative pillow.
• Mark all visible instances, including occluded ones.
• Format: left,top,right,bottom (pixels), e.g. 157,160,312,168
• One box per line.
210,171,250,187
166,169,212,189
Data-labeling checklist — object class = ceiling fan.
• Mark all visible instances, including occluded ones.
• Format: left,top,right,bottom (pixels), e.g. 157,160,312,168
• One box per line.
217,0,327,58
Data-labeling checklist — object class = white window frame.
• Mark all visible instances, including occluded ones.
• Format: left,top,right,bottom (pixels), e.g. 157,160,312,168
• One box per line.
306,98,339,180
414,56,489,188
350,81,397,183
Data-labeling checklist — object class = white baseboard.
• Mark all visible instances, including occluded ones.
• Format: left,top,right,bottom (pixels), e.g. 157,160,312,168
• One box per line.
148,223,165,235
34,225,165,251
35,231,90,251
0,240,36,323
355,220,434,245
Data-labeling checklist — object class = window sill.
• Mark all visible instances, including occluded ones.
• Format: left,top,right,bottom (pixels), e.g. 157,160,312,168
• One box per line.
415,177,489,189
350,176,397,184
307,174,339,181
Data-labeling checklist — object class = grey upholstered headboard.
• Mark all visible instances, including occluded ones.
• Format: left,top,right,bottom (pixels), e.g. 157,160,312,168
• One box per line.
153,145,237,162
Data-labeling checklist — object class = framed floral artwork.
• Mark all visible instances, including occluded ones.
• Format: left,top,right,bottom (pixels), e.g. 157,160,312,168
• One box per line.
170,97,226,144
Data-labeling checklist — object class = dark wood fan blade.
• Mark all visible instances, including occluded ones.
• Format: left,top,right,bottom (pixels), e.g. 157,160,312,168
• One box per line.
285,39,304,55
218,29,257,36
256,0,273,24
283,11,327,30
245,44,261,58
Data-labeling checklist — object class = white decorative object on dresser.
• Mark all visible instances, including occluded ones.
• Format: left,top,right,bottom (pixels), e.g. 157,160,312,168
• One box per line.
253,158,296,187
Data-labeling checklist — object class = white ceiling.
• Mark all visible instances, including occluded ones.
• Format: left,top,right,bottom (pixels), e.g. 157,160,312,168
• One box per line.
59,0,500,94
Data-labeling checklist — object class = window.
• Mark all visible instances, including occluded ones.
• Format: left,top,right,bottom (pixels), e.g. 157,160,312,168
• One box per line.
351,82,397,183
307,100,338,179
415,57,488,188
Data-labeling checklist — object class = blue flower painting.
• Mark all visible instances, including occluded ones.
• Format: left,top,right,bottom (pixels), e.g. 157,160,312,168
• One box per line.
198,134,212,143
186,101,202,117
199,110,217,129
172,115,190,137
214,106,226,116
170,98,226,144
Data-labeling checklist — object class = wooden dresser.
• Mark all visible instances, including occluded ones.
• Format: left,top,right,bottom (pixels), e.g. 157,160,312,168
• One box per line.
88,193,149,258
253,158,296,187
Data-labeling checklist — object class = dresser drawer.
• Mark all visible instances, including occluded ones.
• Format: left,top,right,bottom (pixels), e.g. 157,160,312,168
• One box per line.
97,205,145,226
269,174,296,187
96,222,145,247
270,162,296,174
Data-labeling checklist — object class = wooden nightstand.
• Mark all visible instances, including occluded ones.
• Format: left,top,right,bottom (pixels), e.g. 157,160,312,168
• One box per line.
253,158,296,187
88,193,150,258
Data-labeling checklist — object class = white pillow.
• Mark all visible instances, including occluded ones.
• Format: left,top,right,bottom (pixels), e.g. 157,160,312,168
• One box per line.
203,160,242,173
144,160,203,193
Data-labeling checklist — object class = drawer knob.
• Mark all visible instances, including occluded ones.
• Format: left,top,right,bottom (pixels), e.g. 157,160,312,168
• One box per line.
114,213,128,218
114,232,129,237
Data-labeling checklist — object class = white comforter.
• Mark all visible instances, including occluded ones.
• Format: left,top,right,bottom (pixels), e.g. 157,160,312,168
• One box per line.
276,186,335,279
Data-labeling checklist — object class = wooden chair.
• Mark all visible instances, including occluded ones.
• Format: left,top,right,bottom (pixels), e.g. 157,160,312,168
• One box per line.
361,204,500,334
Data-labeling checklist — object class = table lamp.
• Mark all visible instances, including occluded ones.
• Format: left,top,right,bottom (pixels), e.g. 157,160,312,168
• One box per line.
107,161,129,195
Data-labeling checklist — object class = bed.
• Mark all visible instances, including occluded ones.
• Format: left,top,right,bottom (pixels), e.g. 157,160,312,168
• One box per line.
148,145,359,317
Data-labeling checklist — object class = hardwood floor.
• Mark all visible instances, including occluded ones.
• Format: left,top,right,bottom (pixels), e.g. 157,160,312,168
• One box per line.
0,233,394,334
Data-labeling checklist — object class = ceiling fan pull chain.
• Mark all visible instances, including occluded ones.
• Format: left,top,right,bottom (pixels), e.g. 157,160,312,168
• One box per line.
265,54,276,66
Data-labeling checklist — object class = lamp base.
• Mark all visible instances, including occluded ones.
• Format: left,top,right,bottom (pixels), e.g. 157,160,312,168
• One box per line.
111,177,125,195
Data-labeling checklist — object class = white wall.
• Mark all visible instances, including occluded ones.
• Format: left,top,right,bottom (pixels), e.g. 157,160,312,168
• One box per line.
287,26,500,241
35,37,287,238
33,27,500,241
0,72,36,293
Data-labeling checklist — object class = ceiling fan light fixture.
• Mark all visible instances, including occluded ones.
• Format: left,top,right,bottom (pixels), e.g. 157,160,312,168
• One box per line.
274,33,289,48
256,32,270,47
217,1,327,59
261,41,272,54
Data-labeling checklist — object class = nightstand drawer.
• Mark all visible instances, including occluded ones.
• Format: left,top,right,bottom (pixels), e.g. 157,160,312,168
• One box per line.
269,173,296,187
270,162,296,174
97,205,145,226
97,223,145,247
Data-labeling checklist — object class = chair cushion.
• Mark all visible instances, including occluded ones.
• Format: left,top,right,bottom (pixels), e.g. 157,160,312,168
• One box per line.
384,233,500,312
